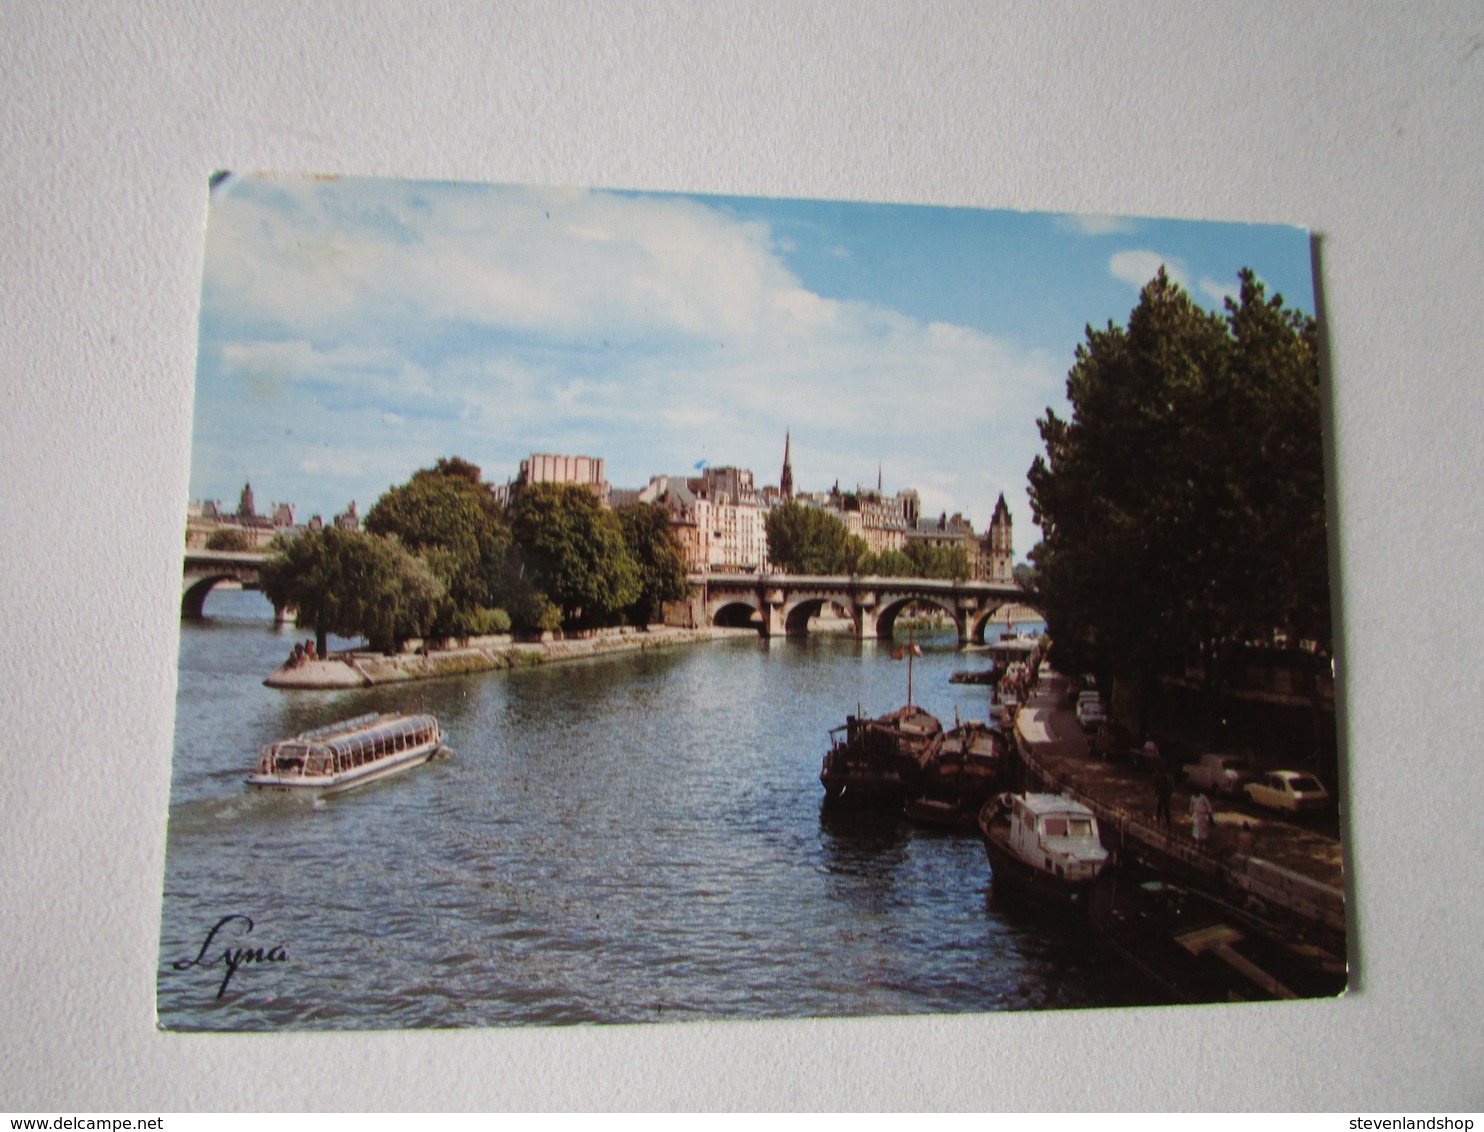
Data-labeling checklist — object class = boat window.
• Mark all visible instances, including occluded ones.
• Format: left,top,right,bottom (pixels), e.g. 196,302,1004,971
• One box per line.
1067,818,1094,838
1043,817,1068,837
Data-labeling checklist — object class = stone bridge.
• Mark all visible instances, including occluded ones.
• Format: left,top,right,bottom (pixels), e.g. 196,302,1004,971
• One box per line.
697,572,1038,644
182,549,275,619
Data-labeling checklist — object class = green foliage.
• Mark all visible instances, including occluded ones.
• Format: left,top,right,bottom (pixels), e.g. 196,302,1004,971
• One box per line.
258,526,443,655
364,457,511,637
507,483,640,629
864,549,913,576
1013,560,1039,590
205,527,254,552
901,541,971,580
616,502,691,625
1028,268,1330,710
765,502,869,574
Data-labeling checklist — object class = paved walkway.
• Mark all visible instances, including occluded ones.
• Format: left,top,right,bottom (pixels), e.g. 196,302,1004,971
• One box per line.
1014,672,1347,939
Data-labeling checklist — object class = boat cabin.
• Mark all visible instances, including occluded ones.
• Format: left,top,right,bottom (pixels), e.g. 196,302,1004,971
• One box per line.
1004,793,1109,883
255,712,442,780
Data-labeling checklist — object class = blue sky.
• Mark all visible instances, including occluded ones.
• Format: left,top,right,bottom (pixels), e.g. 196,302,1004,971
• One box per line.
191,175,1315,558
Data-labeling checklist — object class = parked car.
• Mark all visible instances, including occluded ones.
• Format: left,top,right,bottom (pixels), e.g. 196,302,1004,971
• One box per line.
1244,770,1331,814
1075,698,1107,731
1182,754,1257,797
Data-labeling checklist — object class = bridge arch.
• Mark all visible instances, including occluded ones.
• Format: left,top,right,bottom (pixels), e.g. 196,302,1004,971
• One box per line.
872,594,961,640
182,573,245,619
966,600,1046,645
780,596,856,637
710,598,764,631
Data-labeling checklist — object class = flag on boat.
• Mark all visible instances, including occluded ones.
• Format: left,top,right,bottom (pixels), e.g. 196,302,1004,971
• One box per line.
891,643,923,660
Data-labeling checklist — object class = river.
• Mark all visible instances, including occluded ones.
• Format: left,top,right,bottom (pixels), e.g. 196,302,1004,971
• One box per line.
157,589,1150,1030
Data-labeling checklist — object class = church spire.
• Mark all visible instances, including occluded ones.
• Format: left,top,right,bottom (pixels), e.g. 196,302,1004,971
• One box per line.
780,430,794,500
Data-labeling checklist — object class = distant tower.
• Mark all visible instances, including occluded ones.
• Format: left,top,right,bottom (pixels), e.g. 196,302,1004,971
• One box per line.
877,463,882,493
780,430,794,501
987,493,1014,582
237,482,256,520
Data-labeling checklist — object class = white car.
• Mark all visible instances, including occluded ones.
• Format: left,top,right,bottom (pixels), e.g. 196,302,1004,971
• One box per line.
1244,770,1331,814
1075,698,1107,731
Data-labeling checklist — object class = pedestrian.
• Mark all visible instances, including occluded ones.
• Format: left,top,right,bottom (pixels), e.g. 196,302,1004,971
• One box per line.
1153,768,1173,829
1190,791,1213,848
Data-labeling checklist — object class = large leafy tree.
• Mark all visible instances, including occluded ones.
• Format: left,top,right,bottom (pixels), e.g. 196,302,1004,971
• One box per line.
1028,268,1329,727
259,526,443,655
507,483,640,629
616,502,691,626
364,457,511,638
765,502,869,575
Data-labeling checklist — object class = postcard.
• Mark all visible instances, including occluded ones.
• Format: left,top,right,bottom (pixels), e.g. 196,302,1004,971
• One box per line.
160,174,1344,1030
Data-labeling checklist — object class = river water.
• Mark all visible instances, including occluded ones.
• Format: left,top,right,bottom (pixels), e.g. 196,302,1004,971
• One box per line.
157,589,1149,1030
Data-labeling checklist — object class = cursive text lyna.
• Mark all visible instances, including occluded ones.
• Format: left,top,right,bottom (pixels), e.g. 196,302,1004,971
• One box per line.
172,914,287,998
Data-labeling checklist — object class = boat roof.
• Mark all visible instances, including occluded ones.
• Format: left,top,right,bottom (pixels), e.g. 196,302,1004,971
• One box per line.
282,712,437,750
1015,792,1096,819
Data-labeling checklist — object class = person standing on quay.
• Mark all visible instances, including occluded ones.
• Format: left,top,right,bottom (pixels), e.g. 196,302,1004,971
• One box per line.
1189,791,1214,849
1153,768,1174,830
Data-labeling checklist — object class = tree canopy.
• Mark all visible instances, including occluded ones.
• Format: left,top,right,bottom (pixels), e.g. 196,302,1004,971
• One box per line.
1027,268,1330,711
204,527,254,552
259,525,443,655
364,457,511,638
765,502,868,575
507,483,640,629
616,502,691,626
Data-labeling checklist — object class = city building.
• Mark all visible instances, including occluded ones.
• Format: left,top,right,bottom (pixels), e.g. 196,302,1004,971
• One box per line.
980,493,1014,582
499,452,610,507
687,465,769,573
185,482,299,548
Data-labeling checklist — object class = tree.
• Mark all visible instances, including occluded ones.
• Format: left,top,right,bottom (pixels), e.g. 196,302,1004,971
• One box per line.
258,526,443,655
507,483,640,629
364,457,511,638
902,540,971,580
616,502,691,626
765,502,869,574
1027,268,1329,731
205,527,254,552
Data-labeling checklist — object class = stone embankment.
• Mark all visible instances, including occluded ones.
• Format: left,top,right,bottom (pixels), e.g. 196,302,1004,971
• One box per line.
264,626,744,689
1013,676,1347,947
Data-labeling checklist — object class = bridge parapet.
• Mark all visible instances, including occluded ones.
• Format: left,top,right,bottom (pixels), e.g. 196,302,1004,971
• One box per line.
695,572,1036,642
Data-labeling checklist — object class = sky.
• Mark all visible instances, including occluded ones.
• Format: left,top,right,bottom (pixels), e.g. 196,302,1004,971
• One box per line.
190,174,1316,559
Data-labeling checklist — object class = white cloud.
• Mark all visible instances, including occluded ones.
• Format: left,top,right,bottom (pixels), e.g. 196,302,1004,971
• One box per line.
196,177,1068,535
1109,249,1191,292
1199,276,1239,308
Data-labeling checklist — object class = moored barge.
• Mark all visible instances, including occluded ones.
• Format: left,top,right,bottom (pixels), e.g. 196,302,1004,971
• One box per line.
904,721,1006,829
820,705,942,803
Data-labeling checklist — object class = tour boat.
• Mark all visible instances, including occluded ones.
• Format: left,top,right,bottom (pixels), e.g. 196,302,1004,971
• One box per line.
820,704,943,803
978,791,1109,906
246,712,445,795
